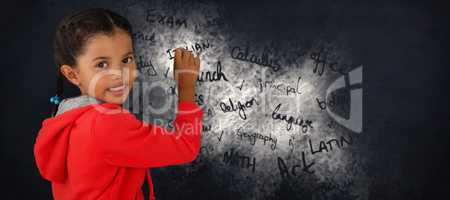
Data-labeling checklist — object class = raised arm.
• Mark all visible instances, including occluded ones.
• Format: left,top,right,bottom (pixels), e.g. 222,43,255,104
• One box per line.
92,48,202,168
92,101,203,168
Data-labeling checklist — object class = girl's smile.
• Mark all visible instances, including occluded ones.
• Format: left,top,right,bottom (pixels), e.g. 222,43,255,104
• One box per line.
107,84,128,96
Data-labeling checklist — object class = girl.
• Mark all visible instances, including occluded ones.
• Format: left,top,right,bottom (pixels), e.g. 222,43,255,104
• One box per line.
33,8,203,200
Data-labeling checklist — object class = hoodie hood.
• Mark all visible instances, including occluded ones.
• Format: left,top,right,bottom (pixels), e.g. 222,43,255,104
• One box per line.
33,95,104,182
55,95,105,116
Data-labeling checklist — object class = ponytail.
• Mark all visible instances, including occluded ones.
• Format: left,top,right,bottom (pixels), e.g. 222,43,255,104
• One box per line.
50,71,64,117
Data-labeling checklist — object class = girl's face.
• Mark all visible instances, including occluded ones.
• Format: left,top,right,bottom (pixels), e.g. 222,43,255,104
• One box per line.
60,28,137,104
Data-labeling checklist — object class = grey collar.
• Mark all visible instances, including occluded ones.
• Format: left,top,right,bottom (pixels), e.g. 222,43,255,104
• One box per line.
55,95,105,116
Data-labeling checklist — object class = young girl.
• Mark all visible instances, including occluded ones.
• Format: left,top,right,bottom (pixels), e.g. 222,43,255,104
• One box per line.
33,8,203,200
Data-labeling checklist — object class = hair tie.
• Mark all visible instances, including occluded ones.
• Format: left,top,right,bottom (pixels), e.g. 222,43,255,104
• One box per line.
50,95,61,105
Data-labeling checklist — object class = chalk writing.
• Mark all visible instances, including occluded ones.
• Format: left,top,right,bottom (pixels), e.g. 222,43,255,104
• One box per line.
132,31,155,43
166,41,212,59
308,135,353,155
309,45,350,76
202,123,212,132
223,148,256,172
237,80,245,90
197,61,229,84
257,76,302,96
316,93,336,110
195,93,205,106
217,130,224,142
231,42,281,71
277,151,315,178
136,56,158,76
236,127,277,151
271,103,313,132
220,97,258,120
146,9,188,28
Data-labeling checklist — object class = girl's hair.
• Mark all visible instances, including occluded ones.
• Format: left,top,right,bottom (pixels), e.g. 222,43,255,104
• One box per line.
51,8,133,117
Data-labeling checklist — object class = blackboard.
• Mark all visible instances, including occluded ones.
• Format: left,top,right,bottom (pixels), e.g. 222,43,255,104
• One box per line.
1,0,449,199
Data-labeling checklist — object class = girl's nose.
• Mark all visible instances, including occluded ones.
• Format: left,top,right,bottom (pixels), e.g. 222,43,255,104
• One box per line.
110,73,123,83
112,74,121,80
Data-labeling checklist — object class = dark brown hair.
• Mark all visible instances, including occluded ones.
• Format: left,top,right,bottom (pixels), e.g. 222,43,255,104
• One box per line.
51,8,133,117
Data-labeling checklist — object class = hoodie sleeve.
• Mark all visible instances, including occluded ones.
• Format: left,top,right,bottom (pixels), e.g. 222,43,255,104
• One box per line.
91,101,203,168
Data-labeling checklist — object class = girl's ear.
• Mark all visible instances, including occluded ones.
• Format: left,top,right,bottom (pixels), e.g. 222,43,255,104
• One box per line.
60,65,81,86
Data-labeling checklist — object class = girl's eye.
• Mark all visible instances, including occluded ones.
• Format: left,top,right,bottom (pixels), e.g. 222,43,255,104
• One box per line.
96,61,108,69
122,56,134,64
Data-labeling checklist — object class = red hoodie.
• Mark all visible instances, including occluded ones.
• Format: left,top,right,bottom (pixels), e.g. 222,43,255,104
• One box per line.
33,100,203,200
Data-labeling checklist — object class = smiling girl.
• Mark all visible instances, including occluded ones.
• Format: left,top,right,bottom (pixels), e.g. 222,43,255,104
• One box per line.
33,8,203,200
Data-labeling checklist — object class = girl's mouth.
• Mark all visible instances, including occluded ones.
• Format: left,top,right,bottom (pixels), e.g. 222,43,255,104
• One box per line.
108,85,127,96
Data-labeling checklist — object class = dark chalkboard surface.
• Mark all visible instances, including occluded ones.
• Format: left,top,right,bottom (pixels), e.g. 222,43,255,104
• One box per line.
1,0,449,199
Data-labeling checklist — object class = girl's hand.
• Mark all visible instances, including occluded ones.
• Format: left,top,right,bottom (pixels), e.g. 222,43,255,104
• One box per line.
173,48,200,102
